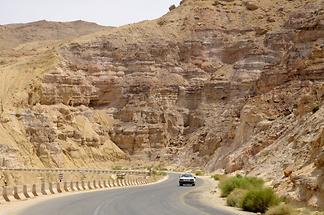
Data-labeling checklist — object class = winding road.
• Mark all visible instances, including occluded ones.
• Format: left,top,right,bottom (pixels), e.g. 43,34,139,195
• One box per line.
18,174,236,215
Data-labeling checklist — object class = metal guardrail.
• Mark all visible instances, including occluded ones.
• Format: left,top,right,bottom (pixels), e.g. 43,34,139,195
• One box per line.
0,176,151,203
0,168,150,175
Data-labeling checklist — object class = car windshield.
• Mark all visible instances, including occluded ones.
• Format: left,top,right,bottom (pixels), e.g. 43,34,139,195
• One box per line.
181,174,193,177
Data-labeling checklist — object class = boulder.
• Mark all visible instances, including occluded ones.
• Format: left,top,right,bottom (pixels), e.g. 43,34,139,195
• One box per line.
284,166,293,178
245,2,259,11
169,5,176,11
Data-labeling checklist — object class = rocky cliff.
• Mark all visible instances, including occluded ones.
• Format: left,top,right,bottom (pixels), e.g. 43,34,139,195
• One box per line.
0,0,323,208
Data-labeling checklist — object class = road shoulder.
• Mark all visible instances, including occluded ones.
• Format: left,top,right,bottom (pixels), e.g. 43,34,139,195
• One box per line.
189,176,255,215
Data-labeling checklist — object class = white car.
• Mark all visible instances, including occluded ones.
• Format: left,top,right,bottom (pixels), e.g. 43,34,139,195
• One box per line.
179,173,196,186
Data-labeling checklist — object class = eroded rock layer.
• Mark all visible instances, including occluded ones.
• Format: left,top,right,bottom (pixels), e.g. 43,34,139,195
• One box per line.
0,0,323,208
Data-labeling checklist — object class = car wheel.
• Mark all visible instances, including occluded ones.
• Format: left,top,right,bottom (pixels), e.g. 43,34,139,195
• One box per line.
192,183,195,186
179,183,183,186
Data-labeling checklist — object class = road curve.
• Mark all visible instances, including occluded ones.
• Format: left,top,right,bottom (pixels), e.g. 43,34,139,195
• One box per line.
18,174,236,215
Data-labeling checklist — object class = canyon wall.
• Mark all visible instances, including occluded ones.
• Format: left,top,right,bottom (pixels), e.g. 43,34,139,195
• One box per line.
0,0,323,207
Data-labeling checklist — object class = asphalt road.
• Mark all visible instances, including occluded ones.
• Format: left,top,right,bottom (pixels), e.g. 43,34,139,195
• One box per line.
18,174,237,215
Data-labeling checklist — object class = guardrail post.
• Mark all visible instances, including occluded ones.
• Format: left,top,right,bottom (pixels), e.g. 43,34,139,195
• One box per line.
13,186,22,200
0,187,2,202
56,182,63,193
108,179,114,187
23,185,31,198
64,182,69,192
124,178,128,186
81,181,86,190
98,180,103,189
103,180,109,188
75,181,82,191
130,178,135,186
32,184,38,197
49,182,55,194
41,183,47,195
88,181,93,190
70,182,76,192
93,180,98,189
2,186,11,202
108,178,115,187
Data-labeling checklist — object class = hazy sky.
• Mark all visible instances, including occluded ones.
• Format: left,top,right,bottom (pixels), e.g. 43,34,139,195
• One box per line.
0,0,181,26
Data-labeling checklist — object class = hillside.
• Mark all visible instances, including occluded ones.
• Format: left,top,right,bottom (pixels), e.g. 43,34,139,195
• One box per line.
0,20,107,49
0,0,323,208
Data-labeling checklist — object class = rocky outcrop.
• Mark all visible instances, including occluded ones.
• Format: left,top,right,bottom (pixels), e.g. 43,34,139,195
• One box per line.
0,0,323,208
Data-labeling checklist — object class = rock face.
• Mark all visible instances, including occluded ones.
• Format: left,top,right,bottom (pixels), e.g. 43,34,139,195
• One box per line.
0,20,126,169
0,0,324,208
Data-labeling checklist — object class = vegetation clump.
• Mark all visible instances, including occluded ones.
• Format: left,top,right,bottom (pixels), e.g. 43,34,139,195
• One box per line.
219,175,264,197
211,174,226,181
265,204,297,215
217,175,282,214
226,188,248,208
241,188,280,213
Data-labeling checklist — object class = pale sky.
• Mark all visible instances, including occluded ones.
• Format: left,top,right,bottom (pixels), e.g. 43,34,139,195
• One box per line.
0,0,181,26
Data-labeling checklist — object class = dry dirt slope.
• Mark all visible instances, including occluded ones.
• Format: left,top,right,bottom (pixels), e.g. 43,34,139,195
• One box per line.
0,0,324,208
0,20,107,49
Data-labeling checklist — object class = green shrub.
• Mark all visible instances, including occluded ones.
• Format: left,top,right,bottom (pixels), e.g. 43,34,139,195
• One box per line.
226,188,248,208
219,176,264,197
211,174,226,181
241,188,281,213
245,176,265,187
266,204,296,215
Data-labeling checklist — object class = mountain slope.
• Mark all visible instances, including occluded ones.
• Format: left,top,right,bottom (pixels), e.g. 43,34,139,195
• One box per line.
0,0,323,208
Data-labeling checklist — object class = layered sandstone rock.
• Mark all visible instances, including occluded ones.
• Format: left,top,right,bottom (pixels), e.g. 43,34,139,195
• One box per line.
0,0,323,208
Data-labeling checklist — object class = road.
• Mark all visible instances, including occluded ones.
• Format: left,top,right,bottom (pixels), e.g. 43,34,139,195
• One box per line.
17,174,237,215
